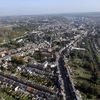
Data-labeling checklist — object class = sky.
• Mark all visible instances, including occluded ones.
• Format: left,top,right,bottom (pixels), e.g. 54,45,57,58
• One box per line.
0,0,100,16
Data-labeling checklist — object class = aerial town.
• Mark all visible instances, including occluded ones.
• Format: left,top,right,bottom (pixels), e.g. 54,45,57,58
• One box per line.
0,13,100,100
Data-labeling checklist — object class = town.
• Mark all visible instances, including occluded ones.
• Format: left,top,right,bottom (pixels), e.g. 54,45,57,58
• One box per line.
0,13,100,100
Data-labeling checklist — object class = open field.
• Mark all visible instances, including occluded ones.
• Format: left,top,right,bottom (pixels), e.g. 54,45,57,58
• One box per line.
68,37,100,100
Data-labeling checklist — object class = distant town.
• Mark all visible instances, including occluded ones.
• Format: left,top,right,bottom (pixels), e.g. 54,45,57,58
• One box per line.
0,13,100,100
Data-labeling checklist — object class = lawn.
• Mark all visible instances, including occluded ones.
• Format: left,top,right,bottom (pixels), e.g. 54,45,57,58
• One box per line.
0,91,15,100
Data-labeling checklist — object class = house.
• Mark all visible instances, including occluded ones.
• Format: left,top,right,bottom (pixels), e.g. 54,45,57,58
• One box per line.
2,61,8,69
15,86,19,92
4,55,11,61
27,69,32,75
26,86,33,92
50,64,56,68
43,61,48,68
16,66,22,72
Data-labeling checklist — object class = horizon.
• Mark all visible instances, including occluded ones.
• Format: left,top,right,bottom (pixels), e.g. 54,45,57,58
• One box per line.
1,11,100,17
0,0,100,16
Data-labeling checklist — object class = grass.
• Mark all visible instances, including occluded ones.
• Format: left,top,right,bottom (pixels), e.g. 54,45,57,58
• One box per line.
73,66,91,79
0,91,15,100
68,38,100,100
0,88,35,100
0,26,25,43
0,37,4,43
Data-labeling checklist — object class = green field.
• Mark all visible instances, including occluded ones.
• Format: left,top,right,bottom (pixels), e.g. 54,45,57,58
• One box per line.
68,37,100,100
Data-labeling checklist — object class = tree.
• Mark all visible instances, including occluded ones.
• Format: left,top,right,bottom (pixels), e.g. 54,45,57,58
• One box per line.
33,50,44,62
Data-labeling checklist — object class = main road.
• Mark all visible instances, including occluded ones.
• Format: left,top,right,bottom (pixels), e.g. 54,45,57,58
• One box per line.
56,32,88,100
